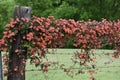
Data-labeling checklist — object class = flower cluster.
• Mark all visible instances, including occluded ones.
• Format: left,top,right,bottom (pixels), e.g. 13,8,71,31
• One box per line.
0,16,120,79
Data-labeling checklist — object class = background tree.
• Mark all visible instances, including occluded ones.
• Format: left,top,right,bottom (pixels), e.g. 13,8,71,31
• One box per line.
0,0,15,38
0,0,120,38
14,0,120,20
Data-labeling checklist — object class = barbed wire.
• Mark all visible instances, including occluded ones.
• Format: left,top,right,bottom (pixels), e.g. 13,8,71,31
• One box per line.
25,65,120,71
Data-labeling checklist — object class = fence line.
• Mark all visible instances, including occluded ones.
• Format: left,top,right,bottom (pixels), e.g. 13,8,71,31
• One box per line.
25,65,120,71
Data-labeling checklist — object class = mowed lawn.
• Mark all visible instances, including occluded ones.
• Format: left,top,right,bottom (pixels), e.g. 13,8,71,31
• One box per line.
3,49,120,80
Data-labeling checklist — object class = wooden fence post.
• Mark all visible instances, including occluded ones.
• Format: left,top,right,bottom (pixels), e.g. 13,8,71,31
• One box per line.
14,5,31,20
7,6,31,80
0,51,3,80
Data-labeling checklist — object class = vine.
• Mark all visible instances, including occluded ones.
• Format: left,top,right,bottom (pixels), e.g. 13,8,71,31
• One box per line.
0,16,120,80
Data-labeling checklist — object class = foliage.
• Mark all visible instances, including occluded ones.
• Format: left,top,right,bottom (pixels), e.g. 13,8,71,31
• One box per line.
0,0,15,38
14,0,120,21
0,0,120,39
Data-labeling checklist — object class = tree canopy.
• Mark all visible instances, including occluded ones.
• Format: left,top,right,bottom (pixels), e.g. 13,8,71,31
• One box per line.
14,0,120,20
0,0,120,37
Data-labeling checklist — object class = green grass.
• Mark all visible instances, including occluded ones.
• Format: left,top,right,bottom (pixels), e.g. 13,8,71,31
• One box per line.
3,49,120,80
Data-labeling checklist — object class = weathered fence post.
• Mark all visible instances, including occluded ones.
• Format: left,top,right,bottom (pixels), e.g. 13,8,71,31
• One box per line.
7,6,31,80
0,51,3,80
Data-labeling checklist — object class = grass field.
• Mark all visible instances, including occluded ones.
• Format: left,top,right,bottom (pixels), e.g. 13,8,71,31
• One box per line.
3,49,120,80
